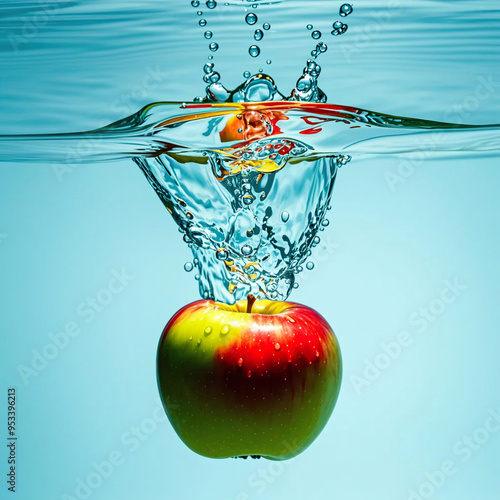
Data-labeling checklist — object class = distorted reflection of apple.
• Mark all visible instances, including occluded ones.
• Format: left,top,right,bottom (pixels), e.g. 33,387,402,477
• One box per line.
157,295,342,460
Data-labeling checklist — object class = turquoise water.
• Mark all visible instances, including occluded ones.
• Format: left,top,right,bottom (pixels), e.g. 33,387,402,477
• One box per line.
1,1,500,499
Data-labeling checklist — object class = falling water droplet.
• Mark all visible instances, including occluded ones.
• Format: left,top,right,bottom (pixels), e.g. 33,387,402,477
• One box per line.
195,274,200,280
248,45,260,57
306,261,315,270
266,59,271,64
206,0,217,9
312,30,321,39
184,262,194,272
191,0,200,7
245,12,257,25
340,3,353,16
204,30,213,39
243,194,254,204
254,29,263,41
293,282,299,289
306,24,313,30
209,42,219,51
281,211,290,223
333,21,343,30
313,236,321,245
263,22,270,30
199,18,207,26
243,70,251,78
322,219,330,227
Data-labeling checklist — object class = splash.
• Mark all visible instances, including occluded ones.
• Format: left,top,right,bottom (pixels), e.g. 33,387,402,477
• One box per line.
0,1,499,303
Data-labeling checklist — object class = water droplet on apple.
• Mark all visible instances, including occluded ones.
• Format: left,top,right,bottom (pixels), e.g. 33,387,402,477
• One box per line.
274,343,281,351
287,355,292,363
204,326,212,336
220,325,230,335
238,357,244,367
197,339,202,345
189,336,193,341
315,350,320,358
247,370,252,378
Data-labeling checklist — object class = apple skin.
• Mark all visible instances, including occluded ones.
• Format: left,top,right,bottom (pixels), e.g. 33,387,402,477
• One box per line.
157,298,342,460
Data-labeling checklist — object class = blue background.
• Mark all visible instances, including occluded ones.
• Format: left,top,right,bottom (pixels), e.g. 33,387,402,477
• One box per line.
1,1,499,499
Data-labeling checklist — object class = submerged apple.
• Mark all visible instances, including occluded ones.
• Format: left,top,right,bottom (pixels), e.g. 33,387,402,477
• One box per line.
157,295,342,460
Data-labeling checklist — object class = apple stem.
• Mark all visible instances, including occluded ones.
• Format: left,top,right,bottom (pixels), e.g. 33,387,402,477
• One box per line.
246,294,257,314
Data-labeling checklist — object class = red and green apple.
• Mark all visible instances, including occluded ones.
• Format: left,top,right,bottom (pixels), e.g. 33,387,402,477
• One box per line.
157,295,342,460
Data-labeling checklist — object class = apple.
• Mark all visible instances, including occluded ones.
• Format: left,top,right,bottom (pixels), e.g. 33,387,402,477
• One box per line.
157,295,342,460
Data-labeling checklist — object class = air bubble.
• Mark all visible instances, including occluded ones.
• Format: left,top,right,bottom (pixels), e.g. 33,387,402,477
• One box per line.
306,261,314,270
281,211,290,223
209,42,219,51
322,219,330,227
263,22,270,30
254,29,263,41
195,274,200,280
204,30,213,39
340,3,353,16
245,13,257,25
243,70,251,78
293,283,299,289
249,45,260,57
312,30,321,39
184,262,194,272
241,244,253,256
313,236,321,245
206,0,217,9
216,248,229,260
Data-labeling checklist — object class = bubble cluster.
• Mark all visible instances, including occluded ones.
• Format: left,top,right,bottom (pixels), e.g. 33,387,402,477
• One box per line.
331,20,348,36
